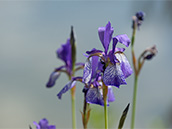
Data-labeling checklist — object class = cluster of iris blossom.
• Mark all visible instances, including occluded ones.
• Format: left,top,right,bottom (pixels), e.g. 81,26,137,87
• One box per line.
31,11,158,129
57,21,133,106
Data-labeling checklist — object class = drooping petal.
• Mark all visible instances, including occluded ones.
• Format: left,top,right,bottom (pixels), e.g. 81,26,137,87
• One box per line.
98,22,114,55
57,81,76,99
39,118,49,128
113,34,130,47
107,86,115,102
46,71,61,88
86,86,108,106
103,64,127,87
83,58,92,84
115,53,133,78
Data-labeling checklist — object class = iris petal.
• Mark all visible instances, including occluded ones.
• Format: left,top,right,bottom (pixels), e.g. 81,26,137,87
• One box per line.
46,72,61,88
107,86,115,102
83,58,92,84
56,39,72,73
103,64,127,87
114,34,130,47
39,118,49,128
57,81,76,99
33,121,40,129
98,22,114,55
115,53,133,78
86,86,108,106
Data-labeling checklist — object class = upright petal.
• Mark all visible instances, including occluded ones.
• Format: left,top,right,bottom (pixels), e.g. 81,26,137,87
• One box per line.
115,53,133,78
98,22,114,55
103,64,127,87
56,39,72,73
57,81,76,99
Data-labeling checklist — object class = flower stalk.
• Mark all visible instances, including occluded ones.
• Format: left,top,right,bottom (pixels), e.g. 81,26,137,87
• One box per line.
130,15,139,129
103,82,108,129
130,11,157,129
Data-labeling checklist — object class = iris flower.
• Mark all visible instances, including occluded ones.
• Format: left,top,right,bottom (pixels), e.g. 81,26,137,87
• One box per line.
83,21,132,87
33,118,56,129
57,54,115,106
46,38,84,88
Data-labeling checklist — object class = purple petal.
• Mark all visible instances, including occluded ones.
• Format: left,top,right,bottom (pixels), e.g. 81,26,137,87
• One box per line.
115,48,125,52
33,121,40,129
91,56,99,78
107,86,115,102
75,62,85,66
83,58,92,84
56,39,72,72
114,34,130,47
86,86,109,106
39,118,49,128
103,64,127,87
115,53,133,78
98,22,114,55
48,125,56,129
86,48,103,55
57,81,76,99
46,71,61,88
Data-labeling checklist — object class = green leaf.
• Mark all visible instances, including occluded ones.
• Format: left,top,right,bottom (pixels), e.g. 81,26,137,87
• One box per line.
118,103,130,129
70,26,76,73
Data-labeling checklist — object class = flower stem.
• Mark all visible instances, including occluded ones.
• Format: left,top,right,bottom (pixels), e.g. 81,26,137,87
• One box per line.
104,99,108,129
71,86,76,129
69,75,76,129
131,75,138,129
103,83,108,129
131,19,138,129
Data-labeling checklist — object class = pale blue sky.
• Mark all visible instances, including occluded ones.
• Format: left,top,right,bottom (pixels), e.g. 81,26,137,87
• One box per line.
0,1,172,128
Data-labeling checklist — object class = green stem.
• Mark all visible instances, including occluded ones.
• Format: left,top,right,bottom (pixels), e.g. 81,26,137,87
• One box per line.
131,75,138,129
69,76,76,129
103,83,108,129
71,90,76,129
104,99,108,129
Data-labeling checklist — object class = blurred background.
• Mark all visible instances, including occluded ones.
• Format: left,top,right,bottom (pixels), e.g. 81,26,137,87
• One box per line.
0,1,172,129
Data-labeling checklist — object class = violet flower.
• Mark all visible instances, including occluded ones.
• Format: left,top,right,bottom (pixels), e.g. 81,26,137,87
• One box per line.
83,21,132,88
57,54,115,106
46,34,84,88
33,118,56,129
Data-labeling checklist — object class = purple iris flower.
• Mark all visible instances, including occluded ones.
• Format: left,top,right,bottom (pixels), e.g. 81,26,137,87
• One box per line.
57,54,115,106
46,39,84,88
33,118,56,129
83,21,132,88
